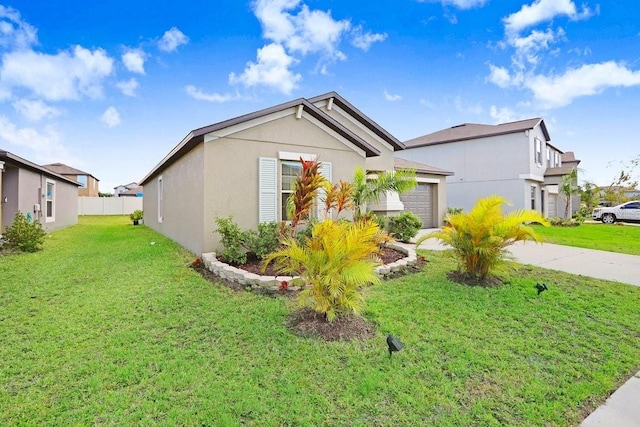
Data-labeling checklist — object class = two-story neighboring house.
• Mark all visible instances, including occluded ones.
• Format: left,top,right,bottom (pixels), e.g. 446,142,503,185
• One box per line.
114,182,143,197
397,118,579,218
42,163,100,197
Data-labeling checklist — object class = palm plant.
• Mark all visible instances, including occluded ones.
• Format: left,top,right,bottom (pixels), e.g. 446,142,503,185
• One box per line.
262,219,388,321
416,195,550,281
351,166,417,220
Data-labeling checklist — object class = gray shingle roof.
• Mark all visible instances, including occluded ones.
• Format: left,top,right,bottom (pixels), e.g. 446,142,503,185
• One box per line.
141,94,386,185
404,118,550,148
0,151,81,186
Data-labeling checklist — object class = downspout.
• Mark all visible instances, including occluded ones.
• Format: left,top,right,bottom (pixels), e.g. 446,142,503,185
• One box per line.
0,161,4,232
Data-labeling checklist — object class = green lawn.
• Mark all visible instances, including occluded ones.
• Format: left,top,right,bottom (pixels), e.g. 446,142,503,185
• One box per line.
1,216,639,426
532,222,640,256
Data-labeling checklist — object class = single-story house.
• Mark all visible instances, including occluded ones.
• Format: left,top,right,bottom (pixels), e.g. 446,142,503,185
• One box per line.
1,150,80,233
140,92,451,255
397,118,579,218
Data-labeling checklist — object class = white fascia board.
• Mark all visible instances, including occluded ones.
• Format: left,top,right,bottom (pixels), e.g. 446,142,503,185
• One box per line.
326,103,395,153
303,111,367,158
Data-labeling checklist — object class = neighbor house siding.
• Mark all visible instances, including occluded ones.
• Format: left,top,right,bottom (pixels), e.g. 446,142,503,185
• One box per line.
398,132,530,212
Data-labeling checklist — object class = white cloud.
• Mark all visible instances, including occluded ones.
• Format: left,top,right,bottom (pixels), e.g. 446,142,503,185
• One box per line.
487,64,518,88
0,5,38,49
101,106,121,127
525,61,640,108
383,90,402,102
12,98,61,121
122,49,145,74
229,43,302,94
158,27,189,52
419,98,435,108
351,26,387,51
0,45,114,101
116,78,139,97
418,0,487,10
185,85,238,103
503,0,593,37
0,115,67,158
489,105,518,123
254,0,350,59
511,28,562,67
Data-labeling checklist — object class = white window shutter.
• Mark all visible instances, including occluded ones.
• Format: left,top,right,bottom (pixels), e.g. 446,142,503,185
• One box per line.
317,161,332,219
259,157,278,223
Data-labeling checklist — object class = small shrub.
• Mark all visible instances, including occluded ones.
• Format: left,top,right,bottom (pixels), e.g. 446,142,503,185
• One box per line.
244,221,280,260
130,209,143,221
4,211,47,252
388,211,422,242
214,216,247,265
447,207,464,215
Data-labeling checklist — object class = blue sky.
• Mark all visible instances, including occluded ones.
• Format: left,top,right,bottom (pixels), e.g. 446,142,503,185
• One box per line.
0,0,639,192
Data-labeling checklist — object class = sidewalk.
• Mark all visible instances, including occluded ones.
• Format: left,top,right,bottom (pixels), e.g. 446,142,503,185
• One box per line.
410,229,640,426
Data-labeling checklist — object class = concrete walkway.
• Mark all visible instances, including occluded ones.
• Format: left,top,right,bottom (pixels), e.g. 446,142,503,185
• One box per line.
409,229,640,426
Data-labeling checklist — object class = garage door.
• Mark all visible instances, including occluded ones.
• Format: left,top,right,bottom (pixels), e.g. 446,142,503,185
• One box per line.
400,183,434,228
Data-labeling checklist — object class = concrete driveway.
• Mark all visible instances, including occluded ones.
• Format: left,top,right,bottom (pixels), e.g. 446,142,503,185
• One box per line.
413,229,640,287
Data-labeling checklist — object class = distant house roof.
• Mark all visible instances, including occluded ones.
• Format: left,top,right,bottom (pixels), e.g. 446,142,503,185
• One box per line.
308,91,405,151
119,186,143,196
114,182,139,190
394,157,454,176
141,94,384,185
43,163,100,181
404,118,553,149
0,150,81,186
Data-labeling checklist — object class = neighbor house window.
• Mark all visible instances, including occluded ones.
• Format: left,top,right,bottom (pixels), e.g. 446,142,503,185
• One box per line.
535,138,542,164
45,179,55,222
530,185,536,210
281,161,302,221
157,175,163,223
77,175,87,188
546,147,551,167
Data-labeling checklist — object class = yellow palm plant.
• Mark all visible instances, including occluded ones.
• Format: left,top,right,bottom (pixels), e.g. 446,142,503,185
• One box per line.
263,218,388,321
416,195,550,280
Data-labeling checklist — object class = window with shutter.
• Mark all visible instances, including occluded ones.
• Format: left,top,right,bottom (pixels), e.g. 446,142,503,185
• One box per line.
259,157,278,223
317,161,332,219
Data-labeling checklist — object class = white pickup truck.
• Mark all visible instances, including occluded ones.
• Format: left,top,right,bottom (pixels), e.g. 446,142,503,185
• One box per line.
592,201,640,224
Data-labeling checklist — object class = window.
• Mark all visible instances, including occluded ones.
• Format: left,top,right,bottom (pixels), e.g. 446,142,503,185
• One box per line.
157,175,163,223
530,185,536,210
281,161,302,221
546,147,551,167
77,175,87,188
45,179,55,222
534,138,542,164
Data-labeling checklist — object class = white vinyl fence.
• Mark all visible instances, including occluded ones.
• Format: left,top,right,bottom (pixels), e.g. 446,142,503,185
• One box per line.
78,197,143,215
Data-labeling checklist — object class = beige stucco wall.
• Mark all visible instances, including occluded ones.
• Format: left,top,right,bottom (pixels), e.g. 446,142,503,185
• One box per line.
143,144,205,255
201,111,367,254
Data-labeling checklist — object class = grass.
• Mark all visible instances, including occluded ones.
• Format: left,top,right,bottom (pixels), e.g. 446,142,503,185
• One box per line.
1,216,639,425
532,222,640,256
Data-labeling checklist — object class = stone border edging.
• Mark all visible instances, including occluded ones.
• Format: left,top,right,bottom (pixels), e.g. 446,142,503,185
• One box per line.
201,243,418,292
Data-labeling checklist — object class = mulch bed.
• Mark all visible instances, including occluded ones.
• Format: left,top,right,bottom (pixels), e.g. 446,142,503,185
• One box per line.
191,246,425,341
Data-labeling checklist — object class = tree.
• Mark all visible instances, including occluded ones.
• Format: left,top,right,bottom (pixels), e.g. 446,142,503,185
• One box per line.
351,167,417,220
262,219,388,321
602,154,639,205
559,167,580,218
416,195,549,281
580,180,600,210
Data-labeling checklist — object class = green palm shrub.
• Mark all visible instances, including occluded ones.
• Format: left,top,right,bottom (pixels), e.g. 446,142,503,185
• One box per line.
416,195,550,280
263,219,387,321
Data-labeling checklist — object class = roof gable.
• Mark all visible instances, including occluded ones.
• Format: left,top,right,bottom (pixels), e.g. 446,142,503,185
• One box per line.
404,117,550,148
141,94,383,185
308,91,405,151
42,162,99,181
